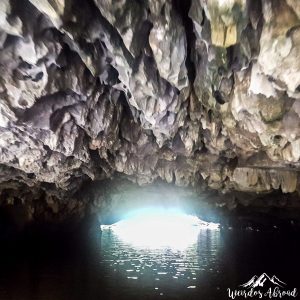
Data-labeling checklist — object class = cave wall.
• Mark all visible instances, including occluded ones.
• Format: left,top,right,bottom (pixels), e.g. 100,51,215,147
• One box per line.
1,0,300,220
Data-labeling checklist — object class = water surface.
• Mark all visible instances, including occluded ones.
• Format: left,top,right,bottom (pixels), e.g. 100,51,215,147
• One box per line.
0,227,299,300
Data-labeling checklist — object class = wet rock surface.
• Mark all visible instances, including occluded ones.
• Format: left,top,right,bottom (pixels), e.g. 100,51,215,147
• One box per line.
1,0,300,222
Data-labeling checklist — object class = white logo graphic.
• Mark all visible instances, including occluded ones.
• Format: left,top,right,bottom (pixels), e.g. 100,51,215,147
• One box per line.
240,273,287,288
227,273,298,299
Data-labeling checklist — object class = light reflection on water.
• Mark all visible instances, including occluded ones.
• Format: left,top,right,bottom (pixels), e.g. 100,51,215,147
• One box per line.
100,227,222,297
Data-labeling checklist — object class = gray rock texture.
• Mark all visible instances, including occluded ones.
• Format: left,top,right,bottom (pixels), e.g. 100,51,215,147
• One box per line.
1,0,300,221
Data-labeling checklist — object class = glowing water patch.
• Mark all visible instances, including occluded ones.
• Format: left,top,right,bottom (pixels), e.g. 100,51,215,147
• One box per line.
102,208,219,250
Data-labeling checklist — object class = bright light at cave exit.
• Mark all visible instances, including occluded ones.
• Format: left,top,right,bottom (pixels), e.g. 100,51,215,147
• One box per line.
101,208,219,250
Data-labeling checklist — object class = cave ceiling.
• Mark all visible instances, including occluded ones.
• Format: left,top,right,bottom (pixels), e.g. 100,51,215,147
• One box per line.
1,0,300,213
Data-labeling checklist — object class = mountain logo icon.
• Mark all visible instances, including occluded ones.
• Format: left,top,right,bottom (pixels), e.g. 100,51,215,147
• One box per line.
240,273,287,288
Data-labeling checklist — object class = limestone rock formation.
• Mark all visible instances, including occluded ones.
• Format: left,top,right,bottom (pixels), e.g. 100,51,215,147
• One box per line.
1,0,300,221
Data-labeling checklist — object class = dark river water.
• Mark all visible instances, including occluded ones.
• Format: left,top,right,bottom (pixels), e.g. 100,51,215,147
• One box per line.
0,225,299,300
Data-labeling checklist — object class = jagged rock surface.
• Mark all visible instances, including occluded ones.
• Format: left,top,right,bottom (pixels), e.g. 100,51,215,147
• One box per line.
1,0,300,220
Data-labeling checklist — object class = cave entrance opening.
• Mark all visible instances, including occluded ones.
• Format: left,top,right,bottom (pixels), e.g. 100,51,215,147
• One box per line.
94,182,221,225
101,208,219,250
